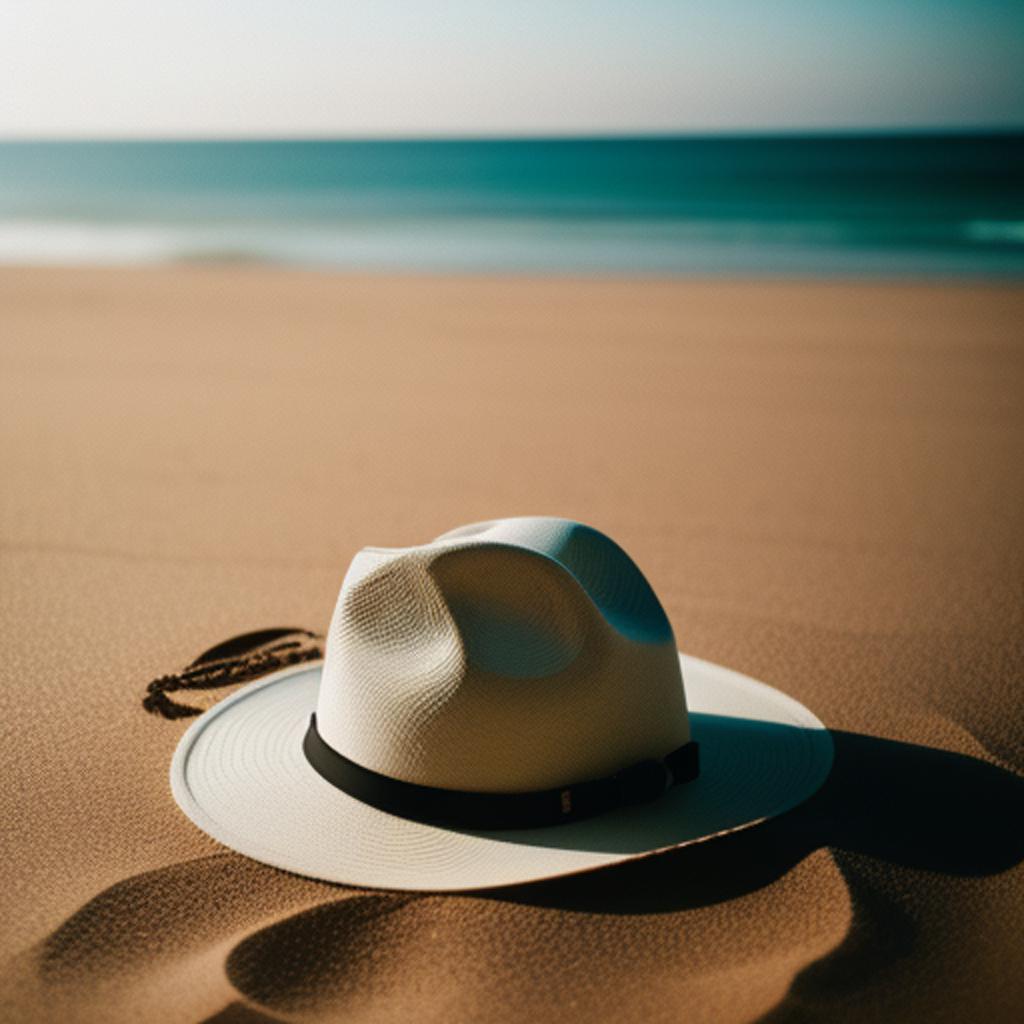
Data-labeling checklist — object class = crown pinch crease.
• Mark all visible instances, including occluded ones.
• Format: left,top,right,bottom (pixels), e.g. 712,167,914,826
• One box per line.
317,519,691,793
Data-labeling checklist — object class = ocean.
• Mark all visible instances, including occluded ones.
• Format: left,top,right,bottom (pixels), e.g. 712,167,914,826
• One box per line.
0,134,1021,275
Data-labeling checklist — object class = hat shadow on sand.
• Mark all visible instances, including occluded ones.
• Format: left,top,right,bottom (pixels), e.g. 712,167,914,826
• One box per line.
489,723,1024,902
23,719,1024,1023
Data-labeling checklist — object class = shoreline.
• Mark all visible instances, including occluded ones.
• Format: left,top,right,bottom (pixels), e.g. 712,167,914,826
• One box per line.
5,260,1024,283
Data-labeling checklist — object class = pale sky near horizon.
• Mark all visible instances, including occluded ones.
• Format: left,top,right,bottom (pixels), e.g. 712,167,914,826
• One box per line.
2,1,1022,138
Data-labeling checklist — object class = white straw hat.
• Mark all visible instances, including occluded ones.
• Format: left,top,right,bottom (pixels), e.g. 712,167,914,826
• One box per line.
171,517,832,891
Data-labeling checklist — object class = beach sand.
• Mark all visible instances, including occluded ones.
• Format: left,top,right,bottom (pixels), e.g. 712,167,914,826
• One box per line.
1,267,1022,1022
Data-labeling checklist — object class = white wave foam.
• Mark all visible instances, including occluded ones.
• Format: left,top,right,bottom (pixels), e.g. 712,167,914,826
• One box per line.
963,220,1024,244
0,220,194,265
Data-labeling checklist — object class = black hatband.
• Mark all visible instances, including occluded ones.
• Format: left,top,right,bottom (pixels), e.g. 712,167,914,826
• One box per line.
302,713,699,830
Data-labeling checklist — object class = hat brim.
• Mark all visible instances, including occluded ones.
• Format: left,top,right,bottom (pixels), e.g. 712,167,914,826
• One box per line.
170,655,832,892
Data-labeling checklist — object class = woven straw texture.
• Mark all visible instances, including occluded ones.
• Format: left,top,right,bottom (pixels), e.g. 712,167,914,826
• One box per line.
318,518,689,791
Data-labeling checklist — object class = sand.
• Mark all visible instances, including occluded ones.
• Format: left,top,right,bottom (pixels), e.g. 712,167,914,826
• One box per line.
1,267,1022,1022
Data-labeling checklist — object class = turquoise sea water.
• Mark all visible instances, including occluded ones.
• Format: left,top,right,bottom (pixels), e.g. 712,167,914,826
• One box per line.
0,135,1021,275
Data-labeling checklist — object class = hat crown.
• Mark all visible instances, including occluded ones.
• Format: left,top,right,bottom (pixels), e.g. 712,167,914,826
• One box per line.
316,517,690,792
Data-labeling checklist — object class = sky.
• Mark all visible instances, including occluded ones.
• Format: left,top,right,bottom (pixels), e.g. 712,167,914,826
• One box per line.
2,1,1022,138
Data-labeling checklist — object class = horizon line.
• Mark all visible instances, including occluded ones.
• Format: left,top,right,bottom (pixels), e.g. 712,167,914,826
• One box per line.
1,126,1022,144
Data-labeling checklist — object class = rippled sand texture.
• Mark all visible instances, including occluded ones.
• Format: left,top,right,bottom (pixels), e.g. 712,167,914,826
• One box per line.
1,269,1023,1022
